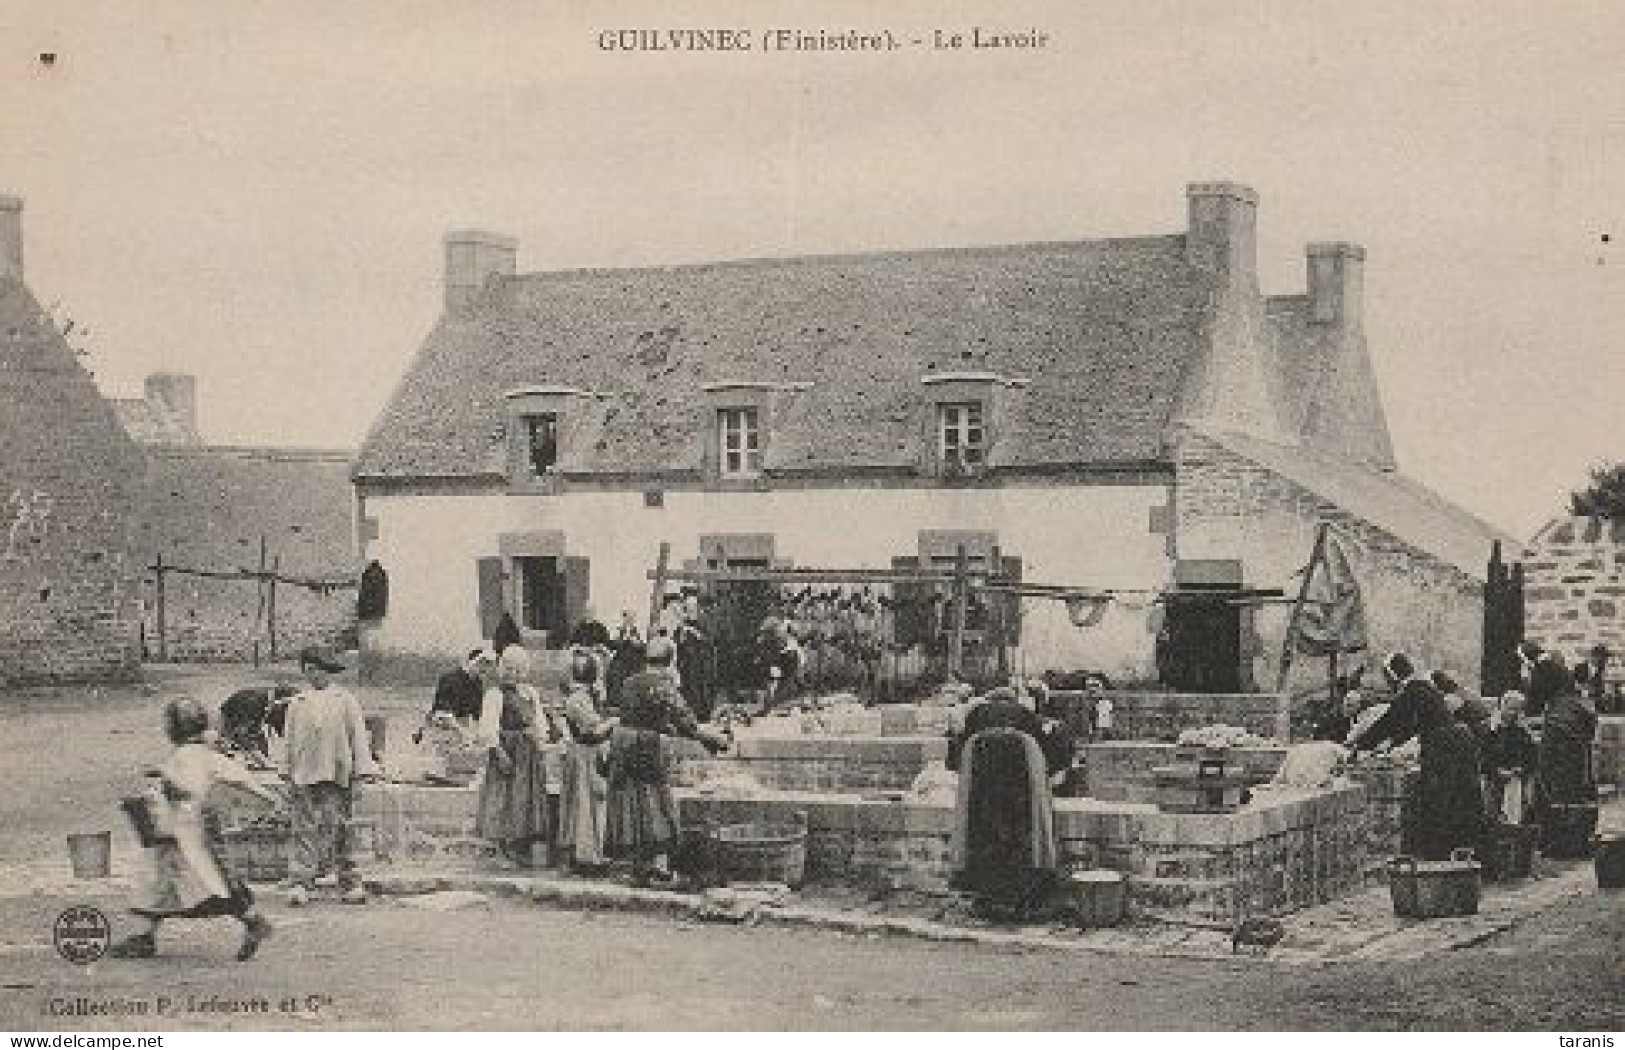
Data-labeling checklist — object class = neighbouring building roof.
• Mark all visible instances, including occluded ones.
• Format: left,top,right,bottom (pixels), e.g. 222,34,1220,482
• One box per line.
355,235,1217,480
1194,426,1517,578
132,445,359,579
1527,515,1625,548
113,397,202,446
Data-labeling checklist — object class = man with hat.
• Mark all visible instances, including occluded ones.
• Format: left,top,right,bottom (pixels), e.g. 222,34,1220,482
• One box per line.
279,645,380,906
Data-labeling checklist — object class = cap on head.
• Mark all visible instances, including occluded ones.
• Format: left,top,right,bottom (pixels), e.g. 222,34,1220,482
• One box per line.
1383,652,1414,682
165,697,211,744
645,637,675,665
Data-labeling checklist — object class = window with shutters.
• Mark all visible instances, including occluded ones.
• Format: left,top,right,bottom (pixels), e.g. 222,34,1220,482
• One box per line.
717,407,763,479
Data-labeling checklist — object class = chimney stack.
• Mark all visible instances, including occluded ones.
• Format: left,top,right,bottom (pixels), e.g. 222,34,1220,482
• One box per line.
0,194,22,282
1185,182,1258,278
145,372,198,436
1307,242,1365,327
444,230,517,314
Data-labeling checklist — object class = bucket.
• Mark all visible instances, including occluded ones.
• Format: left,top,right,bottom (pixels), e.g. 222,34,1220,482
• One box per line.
1595,834,1625,889
364,716,387,764
67,831,111,879
1064,869,1126,928
1388,849,1481,919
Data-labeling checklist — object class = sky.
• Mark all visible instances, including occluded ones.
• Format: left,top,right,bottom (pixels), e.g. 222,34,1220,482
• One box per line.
2,0,1622,541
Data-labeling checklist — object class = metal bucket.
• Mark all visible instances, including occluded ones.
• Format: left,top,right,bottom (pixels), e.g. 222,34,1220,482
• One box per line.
67,832,111,879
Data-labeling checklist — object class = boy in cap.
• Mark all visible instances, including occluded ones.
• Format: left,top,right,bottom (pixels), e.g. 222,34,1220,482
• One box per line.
279,646,380,905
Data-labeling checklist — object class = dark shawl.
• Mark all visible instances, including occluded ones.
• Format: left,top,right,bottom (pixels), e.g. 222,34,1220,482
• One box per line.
1354,678,1488,861
1538,690,1598,807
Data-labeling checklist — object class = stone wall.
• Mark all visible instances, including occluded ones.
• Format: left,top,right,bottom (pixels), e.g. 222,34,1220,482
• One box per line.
678,785,1370,923
1175,430,1487,693
678,734,947,794
133,446,358,662
1522,517,1625,683
1048,689,1291,742
0,279,145,684
1082,741,1288,802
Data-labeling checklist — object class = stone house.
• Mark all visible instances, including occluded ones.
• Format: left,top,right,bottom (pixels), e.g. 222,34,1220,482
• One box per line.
353,182,1511,690
0,196,146,683
1522,515,1625,685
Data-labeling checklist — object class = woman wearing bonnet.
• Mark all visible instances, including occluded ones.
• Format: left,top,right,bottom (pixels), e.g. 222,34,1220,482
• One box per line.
474,646,557,866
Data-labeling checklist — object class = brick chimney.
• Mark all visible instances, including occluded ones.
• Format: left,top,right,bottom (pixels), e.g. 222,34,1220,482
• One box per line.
0,194,22,282
444,230,517,315
145,372,198,437
1185,182,1258,276
1307,242,1364,327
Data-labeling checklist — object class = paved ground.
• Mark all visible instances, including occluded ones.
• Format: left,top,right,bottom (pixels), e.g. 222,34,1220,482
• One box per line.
2,666,1622,1031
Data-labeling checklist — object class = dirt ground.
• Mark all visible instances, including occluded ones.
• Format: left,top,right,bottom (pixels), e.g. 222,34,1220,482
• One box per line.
1,666,1620,1032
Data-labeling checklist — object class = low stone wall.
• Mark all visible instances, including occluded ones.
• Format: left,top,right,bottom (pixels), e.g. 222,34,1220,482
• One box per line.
678,783,1369,924
678,735,948,794
1083,741,1289,803
1047,690,1291,742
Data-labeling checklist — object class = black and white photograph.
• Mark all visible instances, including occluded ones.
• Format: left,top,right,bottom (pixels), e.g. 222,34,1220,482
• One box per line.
0,0,1621,1035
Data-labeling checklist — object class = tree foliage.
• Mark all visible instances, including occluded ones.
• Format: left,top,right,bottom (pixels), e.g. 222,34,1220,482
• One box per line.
1570,462,1625,519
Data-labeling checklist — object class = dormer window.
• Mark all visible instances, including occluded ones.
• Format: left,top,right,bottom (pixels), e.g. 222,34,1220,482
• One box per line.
718,407,762,478
938,401,986,473
920,371,1027,480
503,385,600,489
523,413,559,475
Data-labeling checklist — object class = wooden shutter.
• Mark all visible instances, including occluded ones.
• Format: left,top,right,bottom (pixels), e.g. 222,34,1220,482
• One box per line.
562,556,591,636
476,557,506,639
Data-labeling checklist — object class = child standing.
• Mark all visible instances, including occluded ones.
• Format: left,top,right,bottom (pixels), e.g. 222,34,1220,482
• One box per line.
1489,690,1538,824
111,698,278,961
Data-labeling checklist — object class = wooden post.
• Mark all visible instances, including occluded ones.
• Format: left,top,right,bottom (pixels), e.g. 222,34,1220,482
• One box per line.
1275,521,1330,693
252,535,268,668
154,553,168,663
991,544,1010,681
949,545,969,679
267,553,280,660
647,541,671,639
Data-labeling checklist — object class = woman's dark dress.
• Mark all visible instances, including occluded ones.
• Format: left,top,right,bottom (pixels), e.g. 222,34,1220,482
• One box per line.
946,699,1064,911
1353,679,1488,861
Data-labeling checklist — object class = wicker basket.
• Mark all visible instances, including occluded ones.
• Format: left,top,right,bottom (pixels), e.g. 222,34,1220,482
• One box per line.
1388,849,1481,918
714,813,808,889
220,821,291,883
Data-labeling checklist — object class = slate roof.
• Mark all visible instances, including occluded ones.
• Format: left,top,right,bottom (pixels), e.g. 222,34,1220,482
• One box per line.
353,235,1217,479
1195,426,1516,579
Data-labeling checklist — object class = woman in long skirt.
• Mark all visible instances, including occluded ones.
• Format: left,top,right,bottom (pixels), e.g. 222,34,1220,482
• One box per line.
1532,661,1599,850
111,698,279,961
556,649,614,872
475,646,554,864
1353,653,1489,861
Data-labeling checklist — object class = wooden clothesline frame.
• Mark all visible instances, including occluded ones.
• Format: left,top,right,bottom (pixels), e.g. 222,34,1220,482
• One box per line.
644,541,1285,678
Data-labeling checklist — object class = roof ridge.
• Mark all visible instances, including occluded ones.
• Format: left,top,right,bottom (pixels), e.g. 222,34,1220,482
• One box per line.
505,232,1187,285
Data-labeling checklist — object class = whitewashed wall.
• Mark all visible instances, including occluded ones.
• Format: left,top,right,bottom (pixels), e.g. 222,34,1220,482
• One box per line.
361,483,1173,679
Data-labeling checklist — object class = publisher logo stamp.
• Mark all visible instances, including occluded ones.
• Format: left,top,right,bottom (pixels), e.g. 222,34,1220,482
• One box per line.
53,906,111,965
